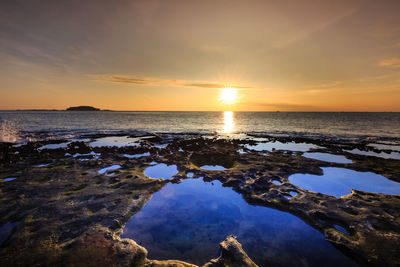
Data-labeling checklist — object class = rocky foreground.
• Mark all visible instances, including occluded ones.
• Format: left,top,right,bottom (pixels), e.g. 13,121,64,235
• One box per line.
0,134,399,266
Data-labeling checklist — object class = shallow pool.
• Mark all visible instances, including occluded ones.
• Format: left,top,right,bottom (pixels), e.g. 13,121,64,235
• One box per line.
90,136,141,147
345,149,400,160
38,142,70,150
122,152,150,158
98,164,121,175
246,141,320,152
303,152,352,164
368,143,400,152
200,165,227,171
144,163,178,179
289,167,400,197
3,177,16,182
122,178,358,266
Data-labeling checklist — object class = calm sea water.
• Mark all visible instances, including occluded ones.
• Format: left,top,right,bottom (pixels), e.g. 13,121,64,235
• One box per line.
0,111,399,142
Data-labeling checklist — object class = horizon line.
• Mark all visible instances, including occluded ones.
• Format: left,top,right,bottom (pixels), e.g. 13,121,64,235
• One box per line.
1,109,399,113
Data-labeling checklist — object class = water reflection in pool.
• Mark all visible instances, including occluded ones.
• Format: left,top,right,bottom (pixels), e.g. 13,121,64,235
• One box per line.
200,165,227,171
289,167,400,197
122,178,358,266
122,152,150,158
246,141,320,152
90,136,141,147
38,142,70,150
303,152,352,164
368,143,400,152
144,163,178,179
345,149,400,160
98,164,121,175
3,177,16,182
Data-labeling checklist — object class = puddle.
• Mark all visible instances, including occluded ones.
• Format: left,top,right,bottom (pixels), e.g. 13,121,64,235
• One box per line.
153,143,169,149
3,177,16,181
98,164,122,175
334,225,350,235
246,141,320,152
0,222,18,245
90,136,141,147
72,151,97,157
272,179,282,185
122,152,150,158
289,167,400,197
122,178,358,267
345,149,400,160
37,163,51,167
199,165,227,171
368,143,400,152
72,151,100,160
38,138,91,150
144,164,178,179
303,152,352,164
38,142,70,150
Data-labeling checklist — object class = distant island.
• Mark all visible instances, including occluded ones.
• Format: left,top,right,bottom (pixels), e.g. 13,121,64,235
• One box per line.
66,106,100,111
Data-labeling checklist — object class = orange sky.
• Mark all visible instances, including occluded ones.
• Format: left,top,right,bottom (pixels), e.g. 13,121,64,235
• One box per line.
0,0,399,111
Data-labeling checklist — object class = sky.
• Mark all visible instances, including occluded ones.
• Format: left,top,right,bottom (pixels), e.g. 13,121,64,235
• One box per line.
0,0,399,111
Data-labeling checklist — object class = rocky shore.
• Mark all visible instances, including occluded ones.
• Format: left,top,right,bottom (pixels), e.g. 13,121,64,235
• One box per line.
0,133,399,266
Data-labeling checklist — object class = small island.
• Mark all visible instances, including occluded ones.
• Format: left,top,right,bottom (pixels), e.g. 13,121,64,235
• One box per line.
66,106,100,111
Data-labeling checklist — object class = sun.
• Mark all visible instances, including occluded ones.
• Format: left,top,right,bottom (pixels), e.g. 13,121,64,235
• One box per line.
219,87,238,105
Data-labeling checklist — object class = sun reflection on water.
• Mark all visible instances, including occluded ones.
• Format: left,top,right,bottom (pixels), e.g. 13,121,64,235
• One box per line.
221,111,235,134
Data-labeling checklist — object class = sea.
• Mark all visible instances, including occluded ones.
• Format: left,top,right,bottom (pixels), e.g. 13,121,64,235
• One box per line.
0,111,399,143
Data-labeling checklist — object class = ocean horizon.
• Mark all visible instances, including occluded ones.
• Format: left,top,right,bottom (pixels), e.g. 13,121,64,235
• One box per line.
1,111,400,143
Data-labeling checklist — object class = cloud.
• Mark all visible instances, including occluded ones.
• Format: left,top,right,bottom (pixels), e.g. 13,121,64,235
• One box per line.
379,58,400,68
97,75,151,85
92,74,255,89
305,88,342,94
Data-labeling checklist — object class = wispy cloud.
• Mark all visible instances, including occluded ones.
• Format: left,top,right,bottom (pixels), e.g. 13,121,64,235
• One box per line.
91,74,256,89
379,58,400,68
297,80,342,94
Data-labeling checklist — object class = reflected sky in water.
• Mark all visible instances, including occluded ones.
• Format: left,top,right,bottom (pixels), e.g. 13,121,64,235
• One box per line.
303,152,352,164
246,141,320,152
144,163,178,179
289,167,400,197
122,178,359,267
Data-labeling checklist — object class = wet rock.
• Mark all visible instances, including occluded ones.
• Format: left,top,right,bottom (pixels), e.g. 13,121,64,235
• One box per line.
68,141,92,154
0,142,11,164
203,235,258,267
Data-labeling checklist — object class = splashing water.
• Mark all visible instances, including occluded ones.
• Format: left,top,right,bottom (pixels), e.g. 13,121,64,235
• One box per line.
0,120,20,143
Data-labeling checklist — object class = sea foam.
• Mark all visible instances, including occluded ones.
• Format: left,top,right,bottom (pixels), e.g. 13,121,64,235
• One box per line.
0,120,20,143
